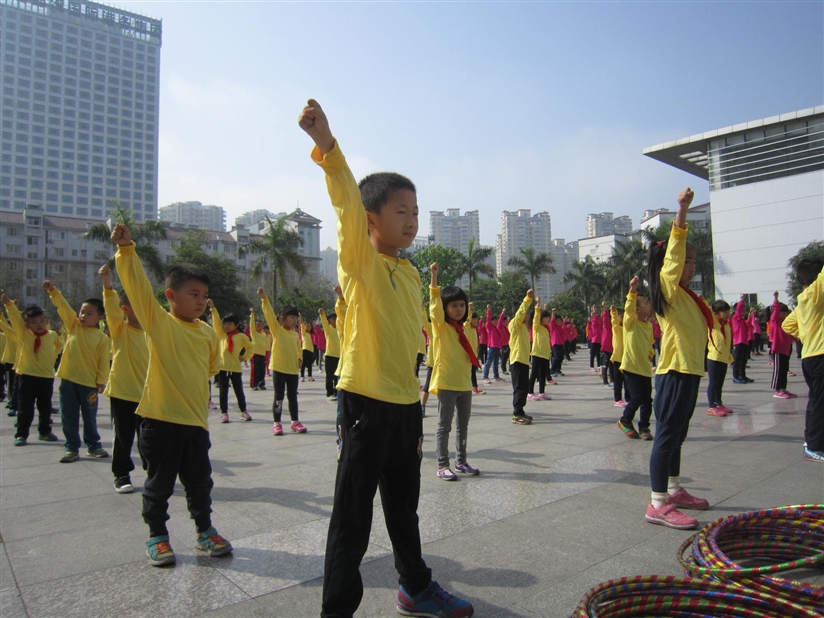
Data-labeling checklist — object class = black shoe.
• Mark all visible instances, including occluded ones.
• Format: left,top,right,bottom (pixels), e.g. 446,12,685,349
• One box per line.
7,410,16,417
114,476,134,493
259,385,266,390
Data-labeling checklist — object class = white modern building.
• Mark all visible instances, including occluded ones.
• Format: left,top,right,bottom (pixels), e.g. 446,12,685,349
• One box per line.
548,238,577,298
644,106,824,304
497,209,553,299
640,202,711,231
319,246,337,283
429,208,480,252
585,212,633,238
243,208,322,279
235,209,277,228
159,201,226,231
0,0,162,221
577,233,633,264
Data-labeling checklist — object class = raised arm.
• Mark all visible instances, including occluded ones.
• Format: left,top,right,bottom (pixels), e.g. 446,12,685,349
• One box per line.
208,300,226,339
99,264,124,339
111,224,161,331
258,288,279,333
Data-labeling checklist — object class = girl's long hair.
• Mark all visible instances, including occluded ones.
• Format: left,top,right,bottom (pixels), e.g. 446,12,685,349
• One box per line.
647,240,670,318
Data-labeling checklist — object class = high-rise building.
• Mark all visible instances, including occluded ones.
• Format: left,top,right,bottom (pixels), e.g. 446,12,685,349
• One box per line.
497,209,552,298
585,212,634,238
429,208,480,252
1,0,162,222
548,238,576,297
244,208,323,280
640,203,711,231
235,209,277,228
159,201,226,231
320,246,337,283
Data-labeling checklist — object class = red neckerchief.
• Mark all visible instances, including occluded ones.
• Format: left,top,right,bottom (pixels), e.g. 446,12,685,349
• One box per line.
679,284,716,350
446,319,481,368
31,329,48,355
226,329,239,354
718,318,728,343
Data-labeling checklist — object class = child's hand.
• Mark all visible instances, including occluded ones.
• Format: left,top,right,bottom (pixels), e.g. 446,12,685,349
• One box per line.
774,291,779,300
430,262,439,274
98,264,113,288
97,384,105,394
629,275,639,292
110,223,132,246
543,303,548,310
610,304,616,312
319,307,325,316
486,304,491,310
677,187,694,210
0,293,10,304
257,288,267,299
536,297,541,305
206,298,214,308
551,307,557,314
526,289,534,298
468,301,474,310
601,301,606,308
333,284,343,299
42,280,55,292
298,99,335,155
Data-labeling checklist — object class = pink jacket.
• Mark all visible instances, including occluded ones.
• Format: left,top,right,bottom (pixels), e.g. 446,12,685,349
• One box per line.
549,319,564,346
748,314,762,335
589,314,602,344
478,324,487,346
485,308,502,349
497,312,510,346
769,301,793,356
731,302,749,346
600,309,613,354
652,320,662,340
313,326,326,351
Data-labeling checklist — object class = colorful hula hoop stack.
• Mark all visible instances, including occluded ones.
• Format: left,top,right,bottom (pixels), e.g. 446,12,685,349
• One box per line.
572,504,824,617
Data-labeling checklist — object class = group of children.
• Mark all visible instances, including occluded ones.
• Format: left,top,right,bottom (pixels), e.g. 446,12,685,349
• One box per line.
1,99,821,618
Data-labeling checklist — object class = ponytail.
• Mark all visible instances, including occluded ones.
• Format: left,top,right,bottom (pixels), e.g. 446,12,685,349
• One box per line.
647,240,670,318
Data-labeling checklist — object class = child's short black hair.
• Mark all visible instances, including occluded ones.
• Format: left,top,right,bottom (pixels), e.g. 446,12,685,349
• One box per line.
540,310,552,320
223,313,239,326
118,289,132,307
471,312,479,319
83,298,105,317
23,305,45,320
327,312,337,321
166,263,211,292
358,172,416,214
711,300,730,314
280,304,299,318
797,258,824,288
440,286,468,322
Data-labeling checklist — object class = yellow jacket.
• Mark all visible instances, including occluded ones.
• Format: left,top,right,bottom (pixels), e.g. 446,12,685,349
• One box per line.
102,288,149,402
49,289,110,388
428,286,472,395
508,295,534,366
621,293,653,377
783,268,824,358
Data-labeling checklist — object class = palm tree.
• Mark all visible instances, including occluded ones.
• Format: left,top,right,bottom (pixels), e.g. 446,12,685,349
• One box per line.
564,255,604,310
80,201,167,281
640,221,715,298
238,215,307,311
507,247,555,295
603,238,647,299
453,237,496,300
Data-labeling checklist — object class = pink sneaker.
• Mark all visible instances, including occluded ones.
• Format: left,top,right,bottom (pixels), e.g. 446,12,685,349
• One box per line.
207,401,217,410
773,391,790,399
300,377,305,382
645,503,699,529
290,421,308,433
472,388,485,395
613,400,628,407
220,414,229,423
548,380,558,385
272,422,283,436
717,405,733,414
527,394,540,401
707,407,727,416
539,393,552,400
785,391,798,398
495,377,506,382
483,379,492,384
308,377,315,382
241,412,252,422
788,371,796,377
668,487,709,510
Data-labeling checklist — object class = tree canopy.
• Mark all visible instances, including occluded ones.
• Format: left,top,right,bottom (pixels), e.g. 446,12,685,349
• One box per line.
786,240,824,304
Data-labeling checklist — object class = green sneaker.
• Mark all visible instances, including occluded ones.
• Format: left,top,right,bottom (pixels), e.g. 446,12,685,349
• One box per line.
13,438,26,446
146,535,176,567
512,415,532,425
38,433,59,442
195,527,233,556
59,450,79,463
87,448,109,458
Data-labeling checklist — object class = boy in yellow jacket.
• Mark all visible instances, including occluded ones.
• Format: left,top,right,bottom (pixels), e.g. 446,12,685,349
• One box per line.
44,280,110,463
300,99,473,618
1,296,62,445
111,224,231,567
208,300,252,423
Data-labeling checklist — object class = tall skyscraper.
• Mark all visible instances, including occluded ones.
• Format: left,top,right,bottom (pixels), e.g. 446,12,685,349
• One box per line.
1,0,162,221
159,201,226,231
585,212,634,238
429,208,480,252
497,209,552,299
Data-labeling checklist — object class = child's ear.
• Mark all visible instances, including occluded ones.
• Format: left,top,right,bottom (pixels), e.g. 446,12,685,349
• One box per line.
165,288,175,303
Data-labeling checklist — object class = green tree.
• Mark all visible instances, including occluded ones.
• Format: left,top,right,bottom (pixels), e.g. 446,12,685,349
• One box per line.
278,278,337,321
410,244,463,294
80,201,168,281
453,238,495,300
564,255,605,310
640,221,715,298
507,247,555,293
238,215,307,313
786,240,824,304
547,291,588,339
470,278,500,313
601,238,647,302
173,231,252,322
496,271,530,316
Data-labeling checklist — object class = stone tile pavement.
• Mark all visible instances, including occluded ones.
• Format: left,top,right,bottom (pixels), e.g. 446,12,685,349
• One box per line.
1,353,821,617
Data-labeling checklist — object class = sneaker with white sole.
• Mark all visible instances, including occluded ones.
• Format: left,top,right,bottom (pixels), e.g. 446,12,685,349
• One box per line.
773,391,790,399
220,414,229,423
437,467,458,481
667,487,709,510
707,407,728,416
290,421,307,433
87,447,109,458
454,462,480,475
240,412,252,421
539,393,552,400
272,422,283,436
645,503,698,529
527,394,540,401
59,450,79,463
803,445,824,463
397,580,474,618
114,476,134,493
512,415,532,425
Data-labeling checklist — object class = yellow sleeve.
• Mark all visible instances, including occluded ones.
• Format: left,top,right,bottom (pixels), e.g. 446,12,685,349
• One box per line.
660,223,688,302
782,311,799,339
509,295,533,334
320,312,330,333
102,288,125,340
532,305,541,332
261,298,278,336
421,305,432,340
114,243,163,332
96,333,111,385
312,142,371,277
48,288,80,333
0,305,19,344
430,286,444,328
624,293,637,331
210,307,226,339
611,309,620,327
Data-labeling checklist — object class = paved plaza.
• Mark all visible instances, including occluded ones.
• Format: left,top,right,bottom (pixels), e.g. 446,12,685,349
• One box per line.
1,352,822,618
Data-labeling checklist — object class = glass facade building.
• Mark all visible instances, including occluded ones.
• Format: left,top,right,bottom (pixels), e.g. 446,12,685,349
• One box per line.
1,0,162,221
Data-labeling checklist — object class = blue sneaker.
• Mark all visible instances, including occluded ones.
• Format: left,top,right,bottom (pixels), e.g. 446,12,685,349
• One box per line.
803,445,824,463
732,378,747,384
146,535,176,567
195,527,233,556
398,580,474,618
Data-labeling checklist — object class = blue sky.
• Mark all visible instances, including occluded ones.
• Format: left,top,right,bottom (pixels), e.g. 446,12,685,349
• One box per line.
120,0,823,250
